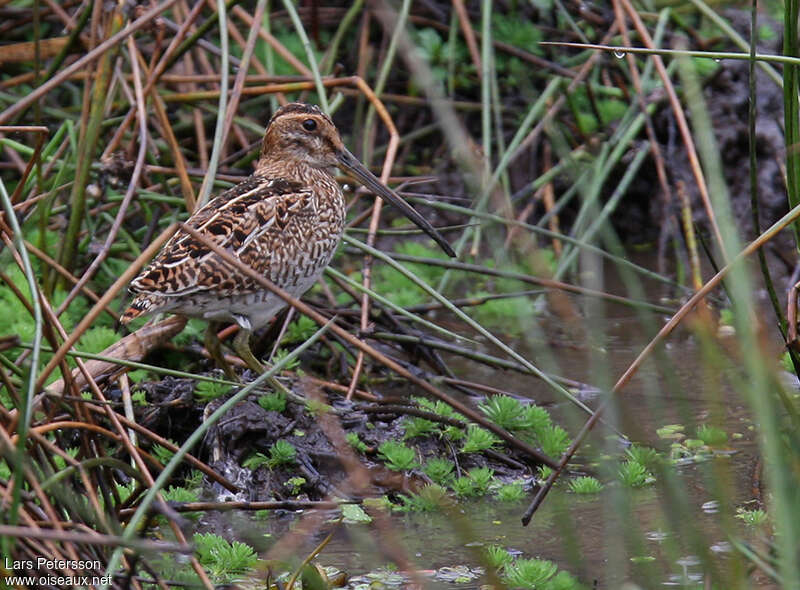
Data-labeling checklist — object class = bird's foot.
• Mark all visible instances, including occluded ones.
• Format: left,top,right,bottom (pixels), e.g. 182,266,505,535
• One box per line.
233,327,265,374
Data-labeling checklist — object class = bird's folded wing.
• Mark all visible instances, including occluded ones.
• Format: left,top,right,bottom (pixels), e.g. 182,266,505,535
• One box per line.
130,175,314,297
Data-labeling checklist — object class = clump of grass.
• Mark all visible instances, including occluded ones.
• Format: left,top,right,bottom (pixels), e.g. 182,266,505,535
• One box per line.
423,457,454,484
618,460,653,487
194,380,231,402
461,425,500,453
378,441,418,471
568,476,603,494
258,390,286,412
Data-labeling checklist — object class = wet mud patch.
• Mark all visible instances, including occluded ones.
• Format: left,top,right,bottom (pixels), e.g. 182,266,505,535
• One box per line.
135,374,547,505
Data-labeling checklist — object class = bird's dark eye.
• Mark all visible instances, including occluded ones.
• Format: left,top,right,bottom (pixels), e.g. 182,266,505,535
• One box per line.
302,118,317,131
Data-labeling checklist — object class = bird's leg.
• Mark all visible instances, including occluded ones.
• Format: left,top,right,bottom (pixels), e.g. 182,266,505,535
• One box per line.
204,322,237,380
233,323,265,374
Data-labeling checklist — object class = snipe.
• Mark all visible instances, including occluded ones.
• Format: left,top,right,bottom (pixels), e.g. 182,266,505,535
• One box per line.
121,103,454,374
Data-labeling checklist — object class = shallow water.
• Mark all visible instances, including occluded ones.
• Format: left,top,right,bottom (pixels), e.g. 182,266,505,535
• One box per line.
221,256,776,588
304,317,764,588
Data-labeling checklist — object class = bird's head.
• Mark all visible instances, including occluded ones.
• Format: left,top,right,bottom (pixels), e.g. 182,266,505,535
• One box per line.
259,103,455,257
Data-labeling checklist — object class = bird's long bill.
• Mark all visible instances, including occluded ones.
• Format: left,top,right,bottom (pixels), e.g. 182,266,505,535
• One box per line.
338,148,456,257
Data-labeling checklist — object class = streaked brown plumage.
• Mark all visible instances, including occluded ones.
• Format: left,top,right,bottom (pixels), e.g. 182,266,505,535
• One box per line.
121,103,453,372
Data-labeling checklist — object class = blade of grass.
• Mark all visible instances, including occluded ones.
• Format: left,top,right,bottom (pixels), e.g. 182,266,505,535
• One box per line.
196,0,231,209
281,0,328,112
0,176,43,553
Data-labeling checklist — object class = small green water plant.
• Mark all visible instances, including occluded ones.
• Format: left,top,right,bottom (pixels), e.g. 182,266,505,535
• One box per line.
194,379,231,402
160,485,203,522
618,460,653,487
242,453,269,470
625,445,660,469
736,507,768,527
152,441,176,465
519,405,553,434
76,326,118,355
423,457,454,484
258,390,286,412
537,465,553,483
468,291,539,336
285,476,306,495
656,423,685,440
113,481,137,505
537,424,571,457
346,432,368,453
416,397,460,420
378,440,418,471
51,447,79,470
402,416,439,439
495,482,526,502
283,314,317,343
266,440,297,467
194,533,258,583
451,467,494,498
568,476,603,494
467,467,494,494
451,475,478,498
443,425,465,441
131,390,148,406
696,424,728,447
399,484,449,512
243,440,297,470
485,545,514,569
479,395,526,430
272,348,300,371
162,485,199,504
503,558,558,588
461,425,501,453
